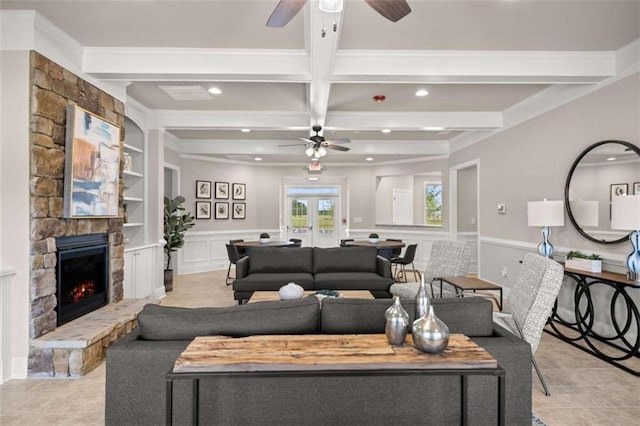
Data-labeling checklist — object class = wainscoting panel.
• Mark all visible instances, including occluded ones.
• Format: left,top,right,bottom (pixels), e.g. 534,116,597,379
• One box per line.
0,269,15,384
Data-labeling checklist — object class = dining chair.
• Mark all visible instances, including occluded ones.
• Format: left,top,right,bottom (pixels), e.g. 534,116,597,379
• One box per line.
225,244,246,285
340,238,354,247
288,238,302,247
386,238,403,258
390,240,470,299
493,253,564,396
390,244,420,282
229,239,247,257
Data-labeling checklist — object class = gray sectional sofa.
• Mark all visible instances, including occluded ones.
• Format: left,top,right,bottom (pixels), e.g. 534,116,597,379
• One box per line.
233,246,394,302
105,297,532,426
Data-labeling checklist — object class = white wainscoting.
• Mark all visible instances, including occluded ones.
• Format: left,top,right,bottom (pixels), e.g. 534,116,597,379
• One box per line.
178,228,478,276
179,230,284,275
0,269,15,384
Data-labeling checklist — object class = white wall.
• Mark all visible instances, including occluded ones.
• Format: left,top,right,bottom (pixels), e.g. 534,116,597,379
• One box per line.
0,51,31,381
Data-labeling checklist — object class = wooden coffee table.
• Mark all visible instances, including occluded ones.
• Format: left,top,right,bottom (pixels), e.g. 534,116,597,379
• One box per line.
166,334,505,425
247,290,374,303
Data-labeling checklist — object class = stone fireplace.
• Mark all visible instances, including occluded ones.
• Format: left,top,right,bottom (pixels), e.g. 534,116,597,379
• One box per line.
27,51,129,377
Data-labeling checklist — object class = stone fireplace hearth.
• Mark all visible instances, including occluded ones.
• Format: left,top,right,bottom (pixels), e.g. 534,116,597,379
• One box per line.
27,51,128,377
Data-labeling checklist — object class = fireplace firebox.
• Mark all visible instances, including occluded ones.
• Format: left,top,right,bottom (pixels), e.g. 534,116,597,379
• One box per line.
56,233,109,326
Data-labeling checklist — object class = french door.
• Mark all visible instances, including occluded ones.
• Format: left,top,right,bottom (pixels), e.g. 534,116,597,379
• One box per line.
285,187,340,247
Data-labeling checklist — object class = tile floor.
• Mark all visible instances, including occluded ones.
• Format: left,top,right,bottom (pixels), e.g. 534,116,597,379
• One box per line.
1,269,638,425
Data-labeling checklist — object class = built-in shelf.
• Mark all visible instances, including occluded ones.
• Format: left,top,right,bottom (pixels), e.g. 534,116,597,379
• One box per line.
124,196,144,202
123,222,143,228
123,170,143,178
123,143,143,154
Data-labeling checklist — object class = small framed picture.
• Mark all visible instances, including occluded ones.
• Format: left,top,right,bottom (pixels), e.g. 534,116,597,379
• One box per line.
232,183,246,200
610,183,628,200
215,202,229,220
215,182,229,199
195,201,211,219
232,202,246,219
634,182,640,195
195,180,211,199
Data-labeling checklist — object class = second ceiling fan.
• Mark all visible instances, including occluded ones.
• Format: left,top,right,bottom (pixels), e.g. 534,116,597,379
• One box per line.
267,0,411,27
279,125,351,158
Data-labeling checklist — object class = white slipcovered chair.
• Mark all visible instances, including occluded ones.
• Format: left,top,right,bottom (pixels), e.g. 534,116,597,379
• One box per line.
390,240,471,299
493,253,564,396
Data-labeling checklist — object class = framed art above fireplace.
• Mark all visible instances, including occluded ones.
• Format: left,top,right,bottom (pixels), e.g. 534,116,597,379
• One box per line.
63,104,122,218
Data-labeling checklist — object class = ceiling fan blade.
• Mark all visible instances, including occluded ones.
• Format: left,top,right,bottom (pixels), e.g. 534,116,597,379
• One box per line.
266,0,307,27
323,138,351,145
297,137,315,144
364,0,411,23
278,143,307,147
326,144,350,152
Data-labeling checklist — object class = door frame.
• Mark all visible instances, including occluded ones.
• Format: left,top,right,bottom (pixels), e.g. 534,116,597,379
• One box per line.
283,185,342,247
448,158,480,274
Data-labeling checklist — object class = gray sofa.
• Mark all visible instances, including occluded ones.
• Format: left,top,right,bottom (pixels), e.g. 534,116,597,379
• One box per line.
233,246,394,302
105,297,532,425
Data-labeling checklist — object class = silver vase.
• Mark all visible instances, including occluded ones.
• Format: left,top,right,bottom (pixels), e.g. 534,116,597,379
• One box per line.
415,275,430,319
385,296,409,345
412,305,450,354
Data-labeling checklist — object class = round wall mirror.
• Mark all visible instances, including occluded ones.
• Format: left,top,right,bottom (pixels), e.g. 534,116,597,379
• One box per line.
565,140,640,244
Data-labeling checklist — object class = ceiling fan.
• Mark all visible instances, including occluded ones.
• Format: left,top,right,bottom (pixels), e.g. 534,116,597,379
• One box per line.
279,125,351,158
267,0,411,27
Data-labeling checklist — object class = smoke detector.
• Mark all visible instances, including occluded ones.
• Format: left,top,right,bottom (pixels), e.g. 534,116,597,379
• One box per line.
373,95,386,103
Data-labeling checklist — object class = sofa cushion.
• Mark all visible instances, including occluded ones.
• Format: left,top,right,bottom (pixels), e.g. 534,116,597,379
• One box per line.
248,247,313,274
320,297,494,336
233,273,314,291
137,298,320,340
313,272,393,291
313,246,378,273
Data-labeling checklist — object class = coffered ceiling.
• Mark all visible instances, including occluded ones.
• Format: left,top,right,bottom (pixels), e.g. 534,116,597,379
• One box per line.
2,0,639,165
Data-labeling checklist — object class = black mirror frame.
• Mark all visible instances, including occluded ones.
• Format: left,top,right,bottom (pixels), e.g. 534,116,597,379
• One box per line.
564,139,640,245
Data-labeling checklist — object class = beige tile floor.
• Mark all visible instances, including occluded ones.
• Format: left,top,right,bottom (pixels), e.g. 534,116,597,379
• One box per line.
1,269,638,425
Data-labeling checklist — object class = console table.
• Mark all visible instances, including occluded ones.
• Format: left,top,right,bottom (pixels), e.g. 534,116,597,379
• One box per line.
166,334,505,425
545,267,640,376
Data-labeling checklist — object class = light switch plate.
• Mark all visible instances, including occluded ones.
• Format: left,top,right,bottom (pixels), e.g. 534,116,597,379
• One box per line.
497,204,506,215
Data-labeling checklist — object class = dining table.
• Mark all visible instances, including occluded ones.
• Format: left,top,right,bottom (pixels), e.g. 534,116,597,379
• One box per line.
233,240,293,256
343,240,405,259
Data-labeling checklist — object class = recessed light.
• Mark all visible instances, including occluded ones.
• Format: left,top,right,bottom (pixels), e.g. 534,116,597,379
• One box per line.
241,128,251,133
207,87,222,95
308,177,319,181
254,157,262,161
381,129,391,134
366,157,374,162
606,157,616,161
423,126,444,131
415,89,430,97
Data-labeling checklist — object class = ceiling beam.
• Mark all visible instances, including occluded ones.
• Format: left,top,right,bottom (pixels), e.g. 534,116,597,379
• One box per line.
83,47,310,81
332,50,616,84
326,111,502,130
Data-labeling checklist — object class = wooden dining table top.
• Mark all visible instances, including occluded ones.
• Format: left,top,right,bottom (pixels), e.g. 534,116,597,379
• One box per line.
344,240,406,249
233,240,293,248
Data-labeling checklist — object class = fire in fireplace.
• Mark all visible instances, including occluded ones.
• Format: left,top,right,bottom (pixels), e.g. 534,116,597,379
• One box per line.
56,233,109,326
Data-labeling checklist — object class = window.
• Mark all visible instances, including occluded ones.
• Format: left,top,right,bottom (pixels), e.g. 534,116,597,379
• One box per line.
424,183,442,226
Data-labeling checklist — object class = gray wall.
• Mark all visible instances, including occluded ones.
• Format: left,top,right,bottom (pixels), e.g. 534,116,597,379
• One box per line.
457,166,478,233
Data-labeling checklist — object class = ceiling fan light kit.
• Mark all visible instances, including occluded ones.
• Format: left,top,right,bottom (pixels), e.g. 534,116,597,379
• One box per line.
319,0,343,13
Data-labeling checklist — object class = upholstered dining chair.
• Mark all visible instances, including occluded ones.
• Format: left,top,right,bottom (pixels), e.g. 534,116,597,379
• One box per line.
340,238,354,247
390,240,470,299
390,244,420,282
493,253,564,396
225,244,246,285
288,238,302,247
229,239,246,257
386,238,403,258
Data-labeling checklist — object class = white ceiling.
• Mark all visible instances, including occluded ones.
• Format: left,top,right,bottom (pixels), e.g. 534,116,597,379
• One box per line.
2,0,639,165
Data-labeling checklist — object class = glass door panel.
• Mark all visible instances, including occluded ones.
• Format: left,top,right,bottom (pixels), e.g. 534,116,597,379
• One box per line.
287,198,312,247
314,198,337,247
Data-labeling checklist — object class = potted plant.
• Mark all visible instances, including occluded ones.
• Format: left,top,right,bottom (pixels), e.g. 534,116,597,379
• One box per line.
368,233,379,244
259,232,270,244
163,196,195,292
566,251,602,273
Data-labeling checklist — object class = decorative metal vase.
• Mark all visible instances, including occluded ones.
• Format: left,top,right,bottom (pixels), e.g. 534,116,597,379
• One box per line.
385,296,409,345
412,305,450,354
415,275,430,319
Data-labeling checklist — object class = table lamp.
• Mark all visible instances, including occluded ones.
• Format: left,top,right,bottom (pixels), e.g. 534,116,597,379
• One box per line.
611,194,640,284
528,199,565,258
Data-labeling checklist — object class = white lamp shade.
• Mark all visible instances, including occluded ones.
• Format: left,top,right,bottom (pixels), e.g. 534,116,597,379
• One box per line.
528,200,565,227
611,195,640,230
570,200,599,227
